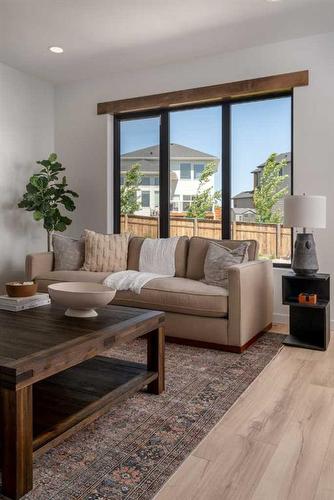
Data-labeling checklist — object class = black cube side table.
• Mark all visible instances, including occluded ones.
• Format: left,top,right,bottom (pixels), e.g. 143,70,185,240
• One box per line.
282,272,330,351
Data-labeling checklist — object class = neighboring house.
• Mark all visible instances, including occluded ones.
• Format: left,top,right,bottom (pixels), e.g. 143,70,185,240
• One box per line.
232,191,255,209
231,207,256,223
232,152,291,221
121,144,219,216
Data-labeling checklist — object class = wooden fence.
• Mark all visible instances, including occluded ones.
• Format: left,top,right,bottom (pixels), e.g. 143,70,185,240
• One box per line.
121,214,291,260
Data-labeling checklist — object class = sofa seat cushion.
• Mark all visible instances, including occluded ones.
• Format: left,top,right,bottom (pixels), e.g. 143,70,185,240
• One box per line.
35,270,110,292
36,272,228,318
114,277,228,318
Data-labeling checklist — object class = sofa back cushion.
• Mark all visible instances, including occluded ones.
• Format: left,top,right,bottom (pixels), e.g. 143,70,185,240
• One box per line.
127,236,189,277
52,234,85,271
186,236,258,280
82,230,131,272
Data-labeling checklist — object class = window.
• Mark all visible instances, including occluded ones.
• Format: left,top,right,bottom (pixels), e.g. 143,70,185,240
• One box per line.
231,96,292,263
141,191,150,208
182,195,193,212
114,93,292,266
119,116,160,237
170,195,180,212
180,163,191,179
194,163,205,179
154,191,159,209
169,106,222,238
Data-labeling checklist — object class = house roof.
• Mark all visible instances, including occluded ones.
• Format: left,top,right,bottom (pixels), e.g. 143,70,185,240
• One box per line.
122,143,217,159
251,152,291,173
232,190,254,200
121,158,159,174
232,207,256,215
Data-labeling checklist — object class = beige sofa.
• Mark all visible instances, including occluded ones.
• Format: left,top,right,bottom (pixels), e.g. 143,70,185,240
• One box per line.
26,236,273,352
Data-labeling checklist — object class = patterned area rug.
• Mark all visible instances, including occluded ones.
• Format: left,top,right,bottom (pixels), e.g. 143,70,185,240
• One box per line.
8,333,283,500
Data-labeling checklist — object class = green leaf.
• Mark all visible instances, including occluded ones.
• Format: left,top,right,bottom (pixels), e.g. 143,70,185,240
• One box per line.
29,175,41,188
37,160,50,168
48,153,57,163
50,162,63,172
37,176,48,189
43,218,54,232
66,189,79,198
33,211,43,221
18,200,29,208
26,183,38,194
61,195,75,211
55,221,67,232
60,216,72,225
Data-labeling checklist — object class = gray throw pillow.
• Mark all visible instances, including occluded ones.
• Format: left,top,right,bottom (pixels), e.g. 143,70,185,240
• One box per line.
202,242,250,288
52,234,85,271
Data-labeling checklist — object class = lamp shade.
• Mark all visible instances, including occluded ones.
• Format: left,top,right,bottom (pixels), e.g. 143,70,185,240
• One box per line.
284,195,326,229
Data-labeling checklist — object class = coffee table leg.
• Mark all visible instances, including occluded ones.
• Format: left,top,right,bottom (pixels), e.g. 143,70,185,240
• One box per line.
1,386,33,500
147,326,165,394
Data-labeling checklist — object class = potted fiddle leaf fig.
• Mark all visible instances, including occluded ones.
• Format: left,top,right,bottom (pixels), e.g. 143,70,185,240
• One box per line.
18,153,79,251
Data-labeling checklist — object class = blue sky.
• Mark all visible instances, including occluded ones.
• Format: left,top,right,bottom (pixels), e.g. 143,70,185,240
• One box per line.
120,96,291,197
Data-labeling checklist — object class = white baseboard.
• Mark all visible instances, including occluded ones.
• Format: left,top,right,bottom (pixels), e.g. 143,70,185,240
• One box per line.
273,312,334,330
273,313,289,325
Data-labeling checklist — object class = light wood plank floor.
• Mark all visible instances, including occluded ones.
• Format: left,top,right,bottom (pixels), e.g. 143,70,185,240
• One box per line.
155,324,334,500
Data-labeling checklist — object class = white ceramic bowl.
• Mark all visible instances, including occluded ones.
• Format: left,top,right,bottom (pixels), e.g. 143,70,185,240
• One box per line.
48,282,116,318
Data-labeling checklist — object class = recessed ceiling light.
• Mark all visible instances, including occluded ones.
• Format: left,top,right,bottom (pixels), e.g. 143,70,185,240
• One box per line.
266,0,281,2
49,46,64,54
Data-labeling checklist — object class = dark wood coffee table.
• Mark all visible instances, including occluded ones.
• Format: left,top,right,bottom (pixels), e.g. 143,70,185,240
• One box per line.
0,303,165,500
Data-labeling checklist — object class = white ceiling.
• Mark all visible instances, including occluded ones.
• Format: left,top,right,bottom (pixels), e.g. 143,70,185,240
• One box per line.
0,0,333,84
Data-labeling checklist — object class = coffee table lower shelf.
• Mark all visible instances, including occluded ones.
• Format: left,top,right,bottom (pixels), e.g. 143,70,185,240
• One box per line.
32,356,157,455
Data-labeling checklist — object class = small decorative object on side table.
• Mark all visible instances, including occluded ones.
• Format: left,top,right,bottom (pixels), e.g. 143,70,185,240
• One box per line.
282,272,330,350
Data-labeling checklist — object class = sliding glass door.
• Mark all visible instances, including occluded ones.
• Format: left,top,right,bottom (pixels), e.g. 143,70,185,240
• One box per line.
119,116,160,237
169,106,222,239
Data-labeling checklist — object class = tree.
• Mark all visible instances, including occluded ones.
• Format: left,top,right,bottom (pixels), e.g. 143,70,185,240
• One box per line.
18,153,78,251
253,153,289,224
186,161,221,219
120,163,142,215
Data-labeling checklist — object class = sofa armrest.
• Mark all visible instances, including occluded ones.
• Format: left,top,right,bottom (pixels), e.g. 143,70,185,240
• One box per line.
25,252,54,280
227,259,273,348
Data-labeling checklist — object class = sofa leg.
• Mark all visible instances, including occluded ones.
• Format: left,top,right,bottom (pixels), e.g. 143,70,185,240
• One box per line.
166,323,273,353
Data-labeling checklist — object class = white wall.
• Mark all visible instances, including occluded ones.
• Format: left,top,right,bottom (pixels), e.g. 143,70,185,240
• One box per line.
0,62,54,289
55,31,334,323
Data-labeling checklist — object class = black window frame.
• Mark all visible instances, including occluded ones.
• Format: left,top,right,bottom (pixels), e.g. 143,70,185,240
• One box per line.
113,91,293,268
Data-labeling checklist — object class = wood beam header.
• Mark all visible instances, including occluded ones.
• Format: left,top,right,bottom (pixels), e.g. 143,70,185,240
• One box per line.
97,70,308,115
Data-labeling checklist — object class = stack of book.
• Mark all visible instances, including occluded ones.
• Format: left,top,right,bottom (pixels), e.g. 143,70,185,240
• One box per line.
0,293,51,312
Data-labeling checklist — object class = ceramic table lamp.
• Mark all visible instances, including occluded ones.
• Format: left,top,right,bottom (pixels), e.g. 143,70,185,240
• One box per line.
284,194,326,275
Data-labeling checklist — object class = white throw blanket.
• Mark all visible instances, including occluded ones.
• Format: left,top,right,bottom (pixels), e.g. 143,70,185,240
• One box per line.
103,237,179,294
103,270,168,295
